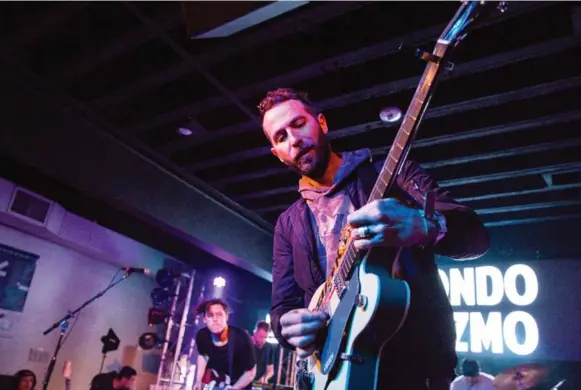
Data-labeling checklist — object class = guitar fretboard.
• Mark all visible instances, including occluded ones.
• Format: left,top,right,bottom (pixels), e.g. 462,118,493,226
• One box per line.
333,46,446,294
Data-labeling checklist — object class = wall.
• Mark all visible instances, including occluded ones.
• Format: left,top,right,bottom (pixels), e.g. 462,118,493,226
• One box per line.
0,222,165,390
0,60,274,280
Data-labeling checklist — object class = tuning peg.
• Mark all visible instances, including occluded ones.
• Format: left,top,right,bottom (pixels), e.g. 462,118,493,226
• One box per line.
398,42,441,63
398,41,456,71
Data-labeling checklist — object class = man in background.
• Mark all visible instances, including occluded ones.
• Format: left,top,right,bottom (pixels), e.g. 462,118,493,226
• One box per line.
111,366,136,390
450,359,496,390
13,370,36,390
193,299,256,390
252,321,274,385
90,374,114,390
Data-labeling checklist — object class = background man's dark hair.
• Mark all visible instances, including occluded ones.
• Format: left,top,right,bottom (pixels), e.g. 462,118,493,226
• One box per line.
118,366,137,379
257,88,319,120
255,321,270,332
91,373,113,390
14,369,36,389
460,358,480,377
196,298,229,316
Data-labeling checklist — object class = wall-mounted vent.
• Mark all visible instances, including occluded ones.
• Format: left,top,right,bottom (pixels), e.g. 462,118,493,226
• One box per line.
8,188,52,225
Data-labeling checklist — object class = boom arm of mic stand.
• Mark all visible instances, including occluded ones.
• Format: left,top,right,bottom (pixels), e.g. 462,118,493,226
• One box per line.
41,272,132,390
43,273,130,335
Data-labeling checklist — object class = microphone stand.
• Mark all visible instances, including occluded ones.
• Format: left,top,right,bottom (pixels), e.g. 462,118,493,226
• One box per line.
41,271,133,390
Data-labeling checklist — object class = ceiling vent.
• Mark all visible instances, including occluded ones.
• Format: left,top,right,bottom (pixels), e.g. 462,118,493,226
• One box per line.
7,187,53,226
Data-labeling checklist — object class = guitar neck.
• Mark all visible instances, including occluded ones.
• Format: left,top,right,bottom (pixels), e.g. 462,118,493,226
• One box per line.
65,378,71,390
369,54,443,201
333,41,450,289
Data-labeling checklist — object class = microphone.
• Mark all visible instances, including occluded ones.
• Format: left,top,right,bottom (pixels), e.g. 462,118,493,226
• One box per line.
122,267,152,275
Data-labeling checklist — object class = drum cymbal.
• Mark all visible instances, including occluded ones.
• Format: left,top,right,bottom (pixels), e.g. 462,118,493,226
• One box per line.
494,363,548,390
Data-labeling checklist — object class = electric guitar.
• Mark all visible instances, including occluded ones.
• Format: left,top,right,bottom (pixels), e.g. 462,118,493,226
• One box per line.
295,2,508,389
201,368,231,390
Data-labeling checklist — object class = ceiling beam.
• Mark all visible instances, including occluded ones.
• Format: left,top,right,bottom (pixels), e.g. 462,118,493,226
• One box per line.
477,199,581,215
215,127,581,191
186,36,580,171
209,77,581,188
573,5,581,37
395,110,581,153
438,163,581,188
51,10,182,84
192,1,310,39
123,2,259,127
423,138,581,170
254,182,581,214
89,2,362,109
131,1,547,140
0,2,87,51
484,214,581,228
459,182,581,203
141,24,447,136
234,162,581,201
191,105,581,174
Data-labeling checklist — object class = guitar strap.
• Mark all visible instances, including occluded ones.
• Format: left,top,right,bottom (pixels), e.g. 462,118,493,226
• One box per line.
356,160,380,206
227,327,235,383
357,158,416,205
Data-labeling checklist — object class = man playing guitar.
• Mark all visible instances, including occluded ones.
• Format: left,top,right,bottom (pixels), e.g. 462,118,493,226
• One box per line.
193,299,256,390
259,88,490,389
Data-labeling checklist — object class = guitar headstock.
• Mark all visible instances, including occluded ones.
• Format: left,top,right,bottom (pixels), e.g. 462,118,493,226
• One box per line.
439,1,508,48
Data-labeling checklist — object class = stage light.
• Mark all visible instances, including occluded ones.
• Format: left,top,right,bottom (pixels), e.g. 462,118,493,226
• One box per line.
138,332,161,350
379,107,402,123
155,269,177,288
177,127,193,136
151,287,171,306
147,307,168,326
213,276,226,288
100,328,120,354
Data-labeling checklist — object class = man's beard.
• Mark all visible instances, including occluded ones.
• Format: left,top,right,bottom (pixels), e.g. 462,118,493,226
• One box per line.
288,133,331,179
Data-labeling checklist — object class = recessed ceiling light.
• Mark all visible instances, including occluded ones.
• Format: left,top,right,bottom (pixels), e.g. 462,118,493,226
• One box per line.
379,107,402,124
177,127,193,136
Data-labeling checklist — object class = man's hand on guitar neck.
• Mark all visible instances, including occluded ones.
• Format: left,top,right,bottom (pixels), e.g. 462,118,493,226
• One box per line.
347,198,440,250
280,308,329,358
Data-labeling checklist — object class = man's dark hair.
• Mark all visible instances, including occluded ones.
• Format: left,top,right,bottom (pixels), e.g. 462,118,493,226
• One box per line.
255,321,270,332
118,366,137,379
196,298,229,316
461,358,480,377
257,88,318,120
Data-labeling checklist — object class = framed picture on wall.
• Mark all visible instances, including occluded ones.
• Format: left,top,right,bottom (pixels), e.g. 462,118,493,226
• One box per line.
0,243,39,312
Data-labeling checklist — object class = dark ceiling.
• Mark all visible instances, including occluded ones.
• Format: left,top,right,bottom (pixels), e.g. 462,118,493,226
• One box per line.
1,1,581,231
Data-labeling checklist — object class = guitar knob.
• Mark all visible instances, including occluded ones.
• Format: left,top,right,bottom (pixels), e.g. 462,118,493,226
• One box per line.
355,294,367,309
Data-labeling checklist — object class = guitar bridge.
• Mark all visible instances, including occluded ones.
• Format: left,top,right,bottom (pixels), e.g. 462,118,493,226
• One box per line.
340,353,364,365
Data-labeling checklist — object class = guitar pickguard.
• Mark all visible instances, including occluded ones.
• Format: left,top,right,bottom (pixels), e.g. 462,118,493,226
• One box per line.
320,270,360,376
